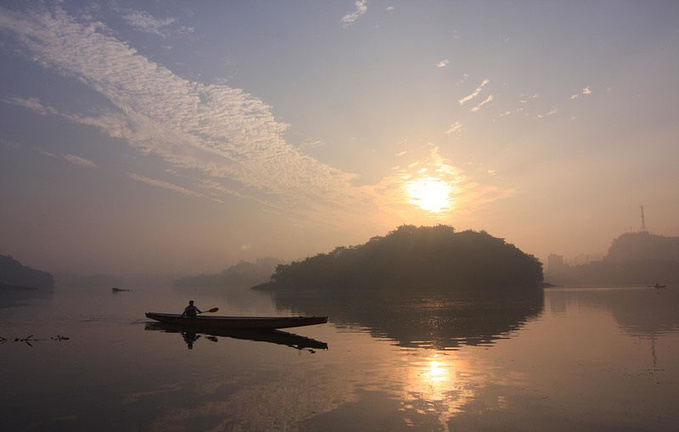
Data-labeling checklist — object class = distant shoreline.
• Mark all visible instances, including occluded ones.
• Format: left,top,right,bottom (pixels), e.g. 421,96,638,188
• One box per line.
0,283,43,291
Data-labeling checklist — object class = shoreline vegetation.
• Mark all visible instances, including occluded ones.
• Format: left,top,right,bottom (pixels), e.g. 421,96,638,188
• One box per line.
255,225,544,293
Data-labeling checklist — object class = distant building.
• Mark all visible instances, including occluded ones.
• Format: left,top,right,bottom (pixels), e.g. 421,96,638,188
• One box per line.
547,254,567,275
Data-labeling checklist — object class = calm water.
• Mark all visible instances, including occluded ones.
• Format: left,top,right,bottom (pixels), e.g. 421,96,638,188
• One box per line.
1,285,678,431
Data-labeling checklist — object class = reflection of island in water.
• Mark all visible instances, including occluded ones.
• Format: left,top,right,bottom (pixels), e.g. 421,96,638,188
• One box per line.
256,226,546,350
267,288,544,349
144,322,328,352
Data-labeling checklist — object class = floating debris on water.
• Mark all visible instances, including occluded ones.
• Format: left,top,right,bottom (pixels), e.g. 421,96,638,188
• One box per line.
1,335,71,346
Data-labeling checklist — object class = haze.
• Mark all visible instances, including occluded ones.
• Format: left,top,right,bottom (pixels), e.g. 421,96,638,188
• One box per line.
1,1,677,276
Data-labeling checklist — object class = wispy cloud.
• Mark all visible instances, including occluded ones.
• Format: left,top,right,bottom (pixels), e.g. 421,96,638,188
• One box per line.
129,173,203,198
28,145,98,169
536,107,558,119
445,121,462,135
570,86,592,100
458,79,489,105
341,0,367,28
4,97,58,115
437,59,449,68
64,154,98,168
122,10,193,38
471,94,494,112
0,4,370,227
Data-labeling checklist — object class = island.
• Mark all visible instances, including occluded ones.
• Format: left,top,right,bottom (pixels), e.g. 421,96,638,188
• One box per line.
254,225,545,349
256,225,544,293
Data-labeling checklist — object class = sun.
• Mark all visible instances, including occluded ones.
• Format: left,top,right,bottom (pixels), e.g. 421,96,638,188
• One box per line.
404,177,452,213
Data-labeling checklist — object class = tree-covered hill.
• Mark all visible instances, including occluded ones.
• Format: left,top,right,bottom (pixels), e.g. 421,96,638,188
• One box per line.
258,225,543,292
547,232,679,286
0,255,54,289
174,257,281,288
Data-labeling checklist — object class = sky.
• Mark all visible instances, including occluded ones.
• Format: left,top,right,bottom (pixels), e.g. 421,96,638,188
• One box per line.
1,0,678,276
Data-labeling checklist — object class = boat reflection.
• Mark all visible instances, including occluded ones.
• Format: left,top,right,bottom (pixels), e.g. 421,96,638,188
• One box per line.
144,322,328,352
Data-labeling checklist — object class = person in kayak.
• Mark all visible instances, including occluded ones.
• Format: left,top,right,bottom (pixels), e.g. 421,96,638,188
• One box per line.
182,300,202,318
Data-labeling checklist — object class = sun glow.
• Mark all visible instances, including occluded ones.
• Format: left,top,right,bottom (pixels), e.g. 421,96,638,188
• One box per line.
404,177,452,213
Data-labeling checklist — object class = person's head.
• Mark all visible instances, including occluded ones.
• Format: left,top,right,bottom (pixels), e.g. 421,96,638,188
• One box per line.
188,300,194,305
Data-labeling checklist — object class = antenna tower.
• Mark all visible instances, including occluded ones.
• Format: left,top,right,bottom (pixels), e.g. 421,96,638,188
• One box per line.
640,205,648,233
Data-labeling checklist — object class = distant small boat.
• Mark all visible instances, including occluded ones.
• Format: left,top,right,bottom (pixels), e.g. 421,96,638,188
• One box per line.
111,287,130,292
145,312,328,330
653,283,666,289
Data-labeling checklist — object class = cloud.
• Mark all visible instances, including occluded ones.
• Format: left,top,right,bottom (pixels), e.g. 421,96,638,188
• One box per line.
0,4,372,227
4,97,58,115
458,79,489,105
129,173,203,198
341,0,367,28
470,94,494,112
437,59,449,68
122,10,193,38
536,107,558,119
444,121,462,135
570,87,592,100
64,154,98,168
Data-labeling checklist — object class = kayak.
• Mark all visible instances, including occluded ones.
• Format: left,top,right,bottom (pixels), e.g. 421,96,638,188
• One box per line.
145,312,328,330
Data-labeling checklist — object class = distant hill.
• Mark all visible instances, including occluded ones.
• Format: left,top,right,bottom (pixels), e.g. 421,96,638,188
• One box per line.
257,225,543,292
174,257,282,288
547,232,679,286
0,255,54,289
607,232,679,262
54,273,121,289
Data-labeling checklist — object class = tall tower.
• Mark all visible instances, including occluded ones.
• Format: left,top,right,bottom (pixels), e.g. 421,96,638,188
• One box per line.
640,205,648,233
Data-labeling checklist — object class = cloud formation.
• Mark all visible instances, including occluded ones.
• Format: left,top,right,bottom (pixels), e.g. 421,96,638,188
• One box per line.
64,154,98,168
570,87,592,100
437,59,449,68
0,4,368,225
458,79,489,105
471,95,494,112
129,173,203,198
341,0,367,28
445,121,462,135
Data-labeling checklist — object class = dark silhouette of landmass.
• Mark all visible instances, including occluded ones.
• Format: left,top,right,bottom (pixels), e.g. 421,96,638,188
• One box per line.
254,225,544,349
608,232,679,262
548,232,679,285
0,255,54,290
54,272,121,289
174,257,281,288
257,225,543,292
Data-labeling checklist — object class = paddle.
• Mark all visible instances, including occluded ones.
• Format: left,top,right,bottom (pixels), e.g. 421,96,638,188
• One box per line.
201,307,219,313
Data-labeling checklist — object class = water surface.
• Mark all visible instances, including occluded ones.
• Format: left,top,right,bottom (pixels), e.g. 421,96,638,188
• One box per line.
1,285,678,431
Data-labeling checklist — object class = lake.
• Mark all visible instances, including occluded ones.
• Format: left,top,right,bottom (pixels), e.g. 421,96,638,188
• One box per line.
1,285,678,431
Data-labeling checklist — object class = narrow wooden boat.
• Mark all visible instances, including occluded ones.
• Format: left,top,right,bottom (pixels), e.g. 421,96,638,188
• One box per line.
145,312,328,330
